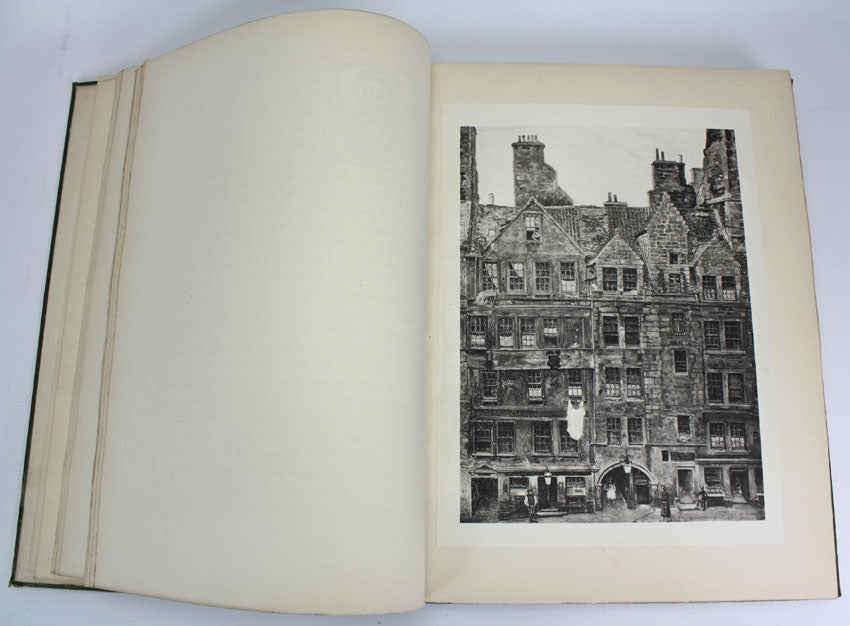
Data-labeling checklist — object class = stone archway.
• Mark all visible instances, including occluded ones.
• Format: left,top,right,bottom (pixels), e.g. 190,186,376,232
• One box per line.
598,461,657,509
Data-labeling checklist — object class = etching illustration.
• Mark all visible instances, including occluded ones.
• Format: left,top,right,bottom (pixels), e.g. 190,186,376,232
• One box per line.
459,127,764,523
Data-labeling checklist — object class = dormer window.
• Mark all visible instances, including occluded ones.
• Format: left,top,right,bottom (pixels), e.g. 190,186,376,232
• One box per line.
481,261,498,291
602,267,618,292
622,267,638,291
525,214,542,241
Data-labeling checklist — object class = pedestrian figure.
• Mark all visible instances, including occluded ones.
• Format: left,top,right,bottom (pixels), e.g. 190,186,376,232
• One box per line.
697,487,707,511
606,482,616,508
660,486,672,522
524,488,537,523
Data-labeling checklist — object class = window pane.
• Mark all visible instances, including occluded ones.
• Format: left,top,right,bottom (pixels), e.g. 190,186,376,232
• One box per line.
674,349,688,373
709,423,726,449
623,267,638,291
607,417,622,444
677,415,691,438
626,368,642,398
668,273,682,293
707,372,724,403
565,317,584,348
508,262,525,291
705,467,723,487
628,418,643,444
702,275,717,300
704,321,721,349
481,371,498,401
535,261,551,292
672,312,685,333
559,421,578,453
603,267,618,291
525,214,542,241
560,261,576,293
498,317,514,348
533,421,552,453
543,318,559,347
527,371,543,400
521,318,537,348
728,373,745,403
473,421,493,454
497,421,515,454
567,368,583,399
469,315,487,347
605,367,621,397
724,321,742,350
624,316,640,346
482,261,498,291
729,422,746,450
722,275,736,300
603,316,619,346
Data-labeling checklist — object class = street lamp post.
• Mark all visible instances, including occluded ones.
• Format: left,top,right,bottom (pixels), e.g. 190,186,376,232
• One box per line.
623,454,634,509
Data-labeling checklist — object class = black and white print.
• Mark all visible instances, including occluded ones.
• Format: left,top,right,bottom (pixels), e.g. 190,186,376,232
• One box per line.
459,126,764,523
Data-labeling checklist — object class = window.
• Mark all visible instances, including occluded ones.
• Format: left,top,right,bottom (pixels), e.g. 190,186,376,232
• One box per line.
607,417,622,444
481,370,498,402
624,316,640,346
469,315,487,348
498,317,514,348
677,415,691,439
481,261,498,291
521,318,537,348
603,267,618,291
533,421,552,453
722,276,737,300
560,261,576,293
755,467,764,494
622,267,638,291
605,367,621,397
472,421,493,454
668,273,682,293
602,316,619,346
525,214,542,241
508,261,525,291
559,422,579,454
510,476,528,490
702,275,717,300
730,423,746,450
628,417,644,444
497,421,515,455
534,261,552,292
672,312,686,334
674,349,688,373
709,423,726,449
724,321,742,350
527,371,543,400
707,372,724,403
567,369,583,399
543,318,559,347
727,373,745,403
565,317,584,348
626,368,642,398
753,428,761,447
669,251,680,264
704,467,723,489
704,321,721,349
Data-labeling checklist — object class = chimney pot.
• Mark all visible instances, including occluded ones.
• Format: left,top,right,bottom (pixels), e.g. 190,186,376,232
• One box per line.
661,151,666,160
608,192,612,202
614,194,618,202
655,148,660,160
679,154,683,162
488,192,495,204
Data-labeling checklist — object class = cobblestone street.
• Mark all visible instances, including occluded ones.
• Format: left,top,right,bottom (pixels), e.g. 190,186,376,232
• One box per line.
502,503,765,523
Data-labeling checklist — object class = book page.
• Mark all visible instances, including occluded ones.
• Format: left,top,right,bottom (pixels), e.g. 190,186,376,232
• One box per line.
427,64,837,603
90,11,430,614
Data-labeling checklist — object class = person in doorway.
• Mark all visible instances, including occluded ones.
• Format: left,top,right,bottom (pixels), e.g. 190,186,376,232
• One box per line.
606,482,616,508
660,486,672,522
524,488,537,523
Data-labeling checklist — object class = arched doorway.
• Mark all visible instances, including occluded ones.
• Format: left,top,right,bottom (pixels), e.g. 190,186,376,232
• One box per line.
598,462,656,509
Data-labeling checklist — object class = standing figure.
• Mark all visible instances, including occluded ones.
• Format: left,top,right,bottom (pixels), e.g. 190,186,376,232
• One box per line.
697,487,707,511
606,482,617,508
524,488,537,523
660,486,672,522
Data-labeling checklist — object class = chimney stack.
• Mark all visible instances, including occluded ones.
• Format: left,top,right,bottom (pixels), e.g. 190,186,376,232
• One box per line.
488,192,494,204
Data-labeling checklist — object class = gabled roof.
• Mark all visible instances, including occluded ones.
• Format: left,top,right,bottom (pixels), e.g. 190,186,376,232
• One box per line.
483,197,585,254
690,236,739,267
589,230,645,266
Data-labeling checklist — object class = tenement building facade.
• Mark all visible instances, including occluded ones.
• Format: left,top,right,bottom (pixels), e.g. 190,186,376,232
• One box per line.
459,127,764,521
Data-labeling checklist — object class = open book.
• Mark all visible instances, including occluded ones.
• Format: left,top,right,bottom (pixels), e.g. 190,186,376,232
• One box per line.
11,9,838,615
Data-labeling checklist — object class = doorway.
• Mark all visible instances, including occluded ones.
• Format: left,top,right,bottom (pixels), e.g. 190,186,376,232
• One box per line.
677,468,694,503
537,476,559,511
729,469,750,503
471,477,499,520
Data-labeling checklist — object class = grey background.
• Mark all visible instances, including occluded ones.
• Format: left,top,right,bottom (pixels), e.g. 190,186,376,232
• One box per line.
1,1,846,624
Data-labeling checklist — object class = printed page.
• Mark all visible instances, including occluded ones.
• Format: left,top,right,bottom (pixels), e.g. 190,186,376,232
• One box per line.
90,11,430,614
426,63,837,603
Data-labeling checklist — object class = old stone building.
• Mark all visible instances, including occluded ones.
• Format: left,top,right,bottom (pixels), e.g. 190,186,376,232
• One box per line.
459,127,763,522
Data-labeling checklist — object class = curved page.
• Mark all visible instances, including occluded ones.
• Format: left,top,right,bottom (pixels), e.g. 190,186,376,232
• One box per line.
92,11,429,614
